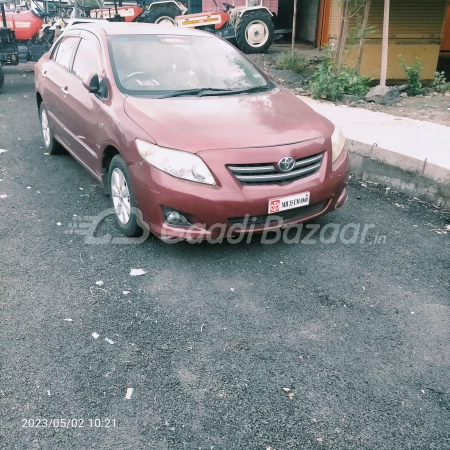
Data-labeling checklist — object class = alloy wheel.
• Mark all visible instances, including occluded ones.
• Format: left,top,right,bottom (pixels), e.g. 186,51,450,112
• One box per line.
41,108,51,148
111,168,131,225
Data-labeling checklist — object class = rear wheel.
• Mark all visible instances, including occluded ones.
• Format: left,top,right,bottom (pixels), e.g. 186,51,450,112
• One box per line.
141,6,177,25
0,65,4,91
39,102,64,155
235,10,274,54
108,155,142,237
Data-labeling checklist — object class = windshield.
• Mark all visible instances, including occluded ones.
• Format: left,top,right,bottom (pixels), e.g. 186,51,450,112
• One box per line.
108,34,271,97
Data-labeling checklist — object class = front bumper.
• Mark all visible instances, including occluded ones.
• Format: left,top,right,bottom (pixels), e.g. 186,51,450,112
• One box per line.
129,143,350,241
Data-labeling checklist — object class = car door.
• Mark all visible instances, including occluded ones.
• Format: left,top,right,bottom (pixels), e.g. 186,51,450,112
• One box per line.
58,32,105,177
41,34,80,145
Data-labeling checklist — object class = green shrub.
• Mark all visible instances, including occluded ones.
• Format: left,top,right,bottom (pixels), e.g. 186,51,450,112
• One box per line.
432,71,447,90
398,55,423,96
275,50,307,73
308,49,371,101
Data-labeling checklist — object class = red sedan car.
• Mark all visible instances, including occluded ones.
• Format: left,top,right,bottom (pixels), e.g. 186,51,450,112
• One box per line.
34,22,349,242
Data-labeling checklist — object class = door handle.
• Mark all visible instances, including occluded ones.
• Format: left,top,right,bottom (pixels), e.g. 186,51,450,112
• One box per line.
43,70,47,77
61,86,69,95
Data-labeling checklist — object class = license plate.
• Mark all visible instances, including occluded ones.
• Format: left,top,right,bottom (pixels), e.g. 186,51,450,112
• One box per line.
268,192,310,214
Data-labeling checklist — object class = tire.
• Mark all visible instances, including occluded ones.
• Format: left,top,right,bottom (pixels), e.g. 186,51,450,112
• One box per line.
108,155,142,237
235,10,274,54
140,6,177,25
0,65,4,91
39,102,64,155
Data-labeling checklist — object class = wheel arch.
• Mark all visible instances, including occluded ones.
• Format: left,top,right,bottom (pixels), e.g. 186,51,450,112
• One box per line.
148,1,184,14
238,6,273,19
102,145,121,191
36,91,43,111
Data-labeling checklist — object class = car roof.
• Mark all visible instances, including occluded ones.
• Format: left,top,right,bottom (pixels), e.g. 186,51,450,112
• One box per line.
70,21,210,37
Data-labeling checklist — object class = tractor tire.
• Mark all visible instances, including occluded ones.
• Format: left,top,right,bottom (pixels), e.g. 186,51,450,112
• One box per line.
141,6,178,25
235,10,274,54
0,66,4,91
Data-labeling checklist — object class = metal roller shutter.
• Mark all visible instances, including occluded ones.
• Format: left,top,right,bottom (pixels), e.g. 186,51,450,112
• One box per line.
356,0,447,39
297,0,320,45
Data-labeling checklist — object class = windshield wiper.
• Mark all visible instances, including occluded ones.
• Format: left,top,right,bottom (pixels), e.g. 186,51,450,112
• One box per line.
197,85,271,97
223,85,272,96
157,88,232,99
156,85,271,99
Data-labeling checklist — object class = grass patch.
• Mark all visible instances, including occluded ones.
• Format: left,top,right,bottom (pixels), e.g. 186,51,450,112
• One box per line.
275,51,308,73
309,48,371,101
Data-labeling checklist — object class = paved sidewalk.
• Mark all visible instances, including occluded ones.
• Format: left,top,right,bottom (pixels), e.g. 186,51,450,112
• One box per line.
299,96,450,206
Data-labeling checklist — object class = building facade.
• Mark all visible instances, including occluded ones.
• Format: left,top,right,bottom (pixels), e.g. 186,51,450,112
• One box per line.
298,0,450,80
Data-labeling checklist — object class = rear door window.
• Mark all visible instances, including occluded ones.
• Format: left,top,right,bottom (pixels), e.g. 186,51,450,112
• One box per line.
54,36,80,71
50,41,60,61
71,38,103,81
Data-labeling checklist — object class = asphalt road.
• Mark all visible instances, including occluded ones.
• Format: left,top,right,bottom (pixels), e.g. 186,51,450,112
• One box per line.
1,65,450,450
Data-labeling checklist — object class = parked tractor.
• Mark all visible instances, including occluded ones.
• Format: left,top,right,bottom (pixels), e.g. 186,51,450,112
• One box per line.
1,0,287,90
89,0,188,26
0,1,52,90
176,0,277,54
0,0,188,90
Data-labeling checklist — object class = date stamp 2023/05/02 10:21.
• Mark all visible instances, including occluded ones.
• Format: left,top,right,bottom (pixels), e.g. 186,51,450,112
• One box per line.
21,418,117,429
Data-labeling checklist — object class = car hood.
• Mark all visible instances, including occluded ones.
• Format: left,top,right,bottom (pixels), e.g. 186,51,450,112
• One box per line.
124,88,334,153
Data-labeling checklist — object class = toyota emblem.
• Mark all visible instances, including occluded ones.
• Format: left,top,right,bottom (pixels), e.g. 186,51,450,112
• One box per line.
277,156,295,173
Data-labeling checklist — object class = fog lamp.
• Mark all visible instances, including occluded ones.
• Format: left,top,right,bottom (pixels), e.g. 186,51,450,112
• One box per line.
163,207,191,226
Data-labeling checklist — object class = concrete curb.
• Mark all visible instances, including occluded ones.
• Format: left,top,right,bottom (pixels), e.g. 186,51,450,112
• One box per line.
347,139,450,209
295,95,450,209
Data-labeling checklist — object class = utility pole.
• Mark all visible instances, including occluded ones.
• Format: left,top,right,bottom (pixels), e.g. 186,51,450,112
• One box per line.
291,0,297,53
380,0,390,86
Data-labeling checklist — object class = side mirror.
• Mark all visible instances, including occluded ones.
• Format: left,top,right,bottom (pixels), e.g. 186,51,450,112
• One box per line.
82,73,100,94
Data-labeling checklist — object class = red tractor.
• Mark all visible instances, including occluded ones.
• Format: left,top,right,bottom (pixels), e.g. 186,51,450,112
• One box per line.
0,0,288,89
176,0,281,54
90,0,188,26
91,0,288,53
0,0,189,90
0,2,53,90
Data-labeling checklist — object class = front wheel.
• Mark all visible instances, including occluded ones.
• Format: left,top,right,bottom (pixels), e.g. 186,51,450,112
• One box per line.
235,10,275,54
141,6,177,25
108,155,142,237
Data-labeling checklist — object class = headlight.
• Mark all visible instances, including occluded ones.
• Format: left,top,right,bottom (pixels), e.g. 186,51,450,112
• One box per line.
136,139,216,185
331,126,346,163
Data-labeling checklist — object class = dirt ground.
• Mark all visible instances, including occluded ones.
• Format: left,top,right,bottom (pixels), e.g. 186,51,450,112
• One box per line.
248,48,450,128
357,94,450,127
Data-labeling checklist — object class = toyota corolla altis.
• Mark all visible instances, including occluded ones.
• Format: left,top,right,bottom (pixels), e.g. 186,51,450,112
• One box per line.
34,22,349,241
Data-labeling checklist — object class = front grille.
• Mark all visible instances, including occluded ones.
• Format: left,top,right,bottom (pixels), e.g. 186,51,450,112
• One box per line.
228,153,323,185
228,201,327,229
